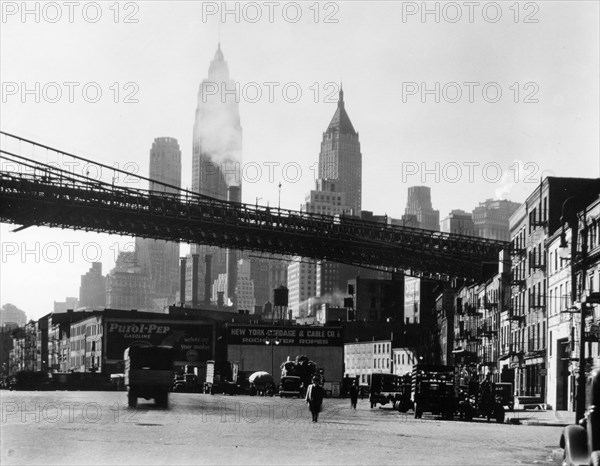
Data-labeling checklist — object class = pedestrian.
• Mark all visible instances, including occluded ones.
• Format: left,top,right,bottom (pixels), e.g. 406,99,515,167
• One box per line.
305,376,324,422
480,373,494,420
349,382,358,409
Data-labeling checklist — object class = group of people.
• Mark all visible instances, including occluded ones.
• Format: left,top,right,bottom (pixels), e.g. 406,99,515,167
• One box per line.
304,378,361,423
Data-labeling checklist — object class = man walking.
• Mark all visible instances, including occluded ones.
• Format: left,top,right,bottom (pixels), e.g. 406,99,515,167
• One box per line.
305,376,324,422
349,382,358,409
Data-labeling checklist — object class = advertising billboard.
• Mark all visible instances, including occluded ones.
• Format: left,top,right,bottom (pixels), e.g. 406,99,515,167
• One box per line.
105,320,213,362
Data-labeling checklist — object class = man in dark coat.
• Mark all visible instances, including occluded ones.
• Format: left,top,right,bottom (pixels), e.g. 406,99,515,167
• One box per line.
305,376,324,422
349,382,358,409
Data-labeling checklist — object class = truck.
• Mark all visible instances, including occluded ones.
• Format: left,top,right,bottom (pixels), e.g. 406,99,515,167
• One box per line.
280,355,319,396
204,360,239,395
457,380,506,424
369,373,412,412
124,345,174,408
411,364,456,420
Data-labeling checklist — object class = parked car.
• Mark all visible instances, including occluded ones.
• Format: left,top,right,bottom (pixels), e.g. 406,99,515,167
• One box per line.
559,369,600,466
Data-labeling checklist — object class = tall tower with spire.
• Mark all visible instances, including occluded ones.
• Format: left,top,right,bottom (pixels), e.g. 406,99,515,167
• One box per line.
192,43,242,198
298,87,364,311
188,44,243,308
318,86,362,214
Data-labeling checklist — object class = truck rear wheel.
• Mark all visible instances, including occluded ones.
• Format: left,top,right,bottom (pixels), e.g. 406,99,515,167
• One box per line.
494,406,505,424
128,390,137,408
156,391,169,408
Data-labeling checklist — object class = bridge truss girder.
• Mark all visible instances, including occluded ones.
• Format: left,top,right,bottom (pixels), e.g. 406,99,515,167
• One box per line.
0,173,507,281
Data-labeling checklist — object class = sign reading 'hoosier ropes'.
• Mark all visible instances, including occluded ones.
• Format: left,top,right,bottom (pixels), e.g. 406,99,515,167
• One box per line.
227,325,343,346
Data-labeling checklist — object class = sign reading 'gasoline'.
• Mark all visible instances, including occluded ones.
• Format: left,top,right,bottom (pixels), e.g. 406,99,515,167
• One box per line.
106,320,213,361
227,325,343,346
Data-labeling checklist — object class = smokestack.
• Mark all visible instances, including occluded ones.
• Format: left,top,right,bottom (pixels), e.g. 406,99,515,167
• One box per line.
204,254,212,306
192,254,199,308
226,185,241,309
180,257,187,306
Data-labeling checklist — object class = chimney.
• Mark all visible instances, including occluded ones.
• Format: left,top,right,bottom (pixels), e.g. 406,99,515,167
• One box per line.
204,254,212,306
192,254,199,309
180,257,187,306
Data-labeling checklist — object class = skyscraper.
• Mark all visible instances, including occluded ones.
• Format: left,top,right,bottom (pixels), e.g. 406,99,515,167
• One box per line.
440,210,476,236
79,262,106,308
135,137,181,309
404,186,440,231
106,251,152,311
311,89,363,304
192,43,242,198
189,43,243,307
287,258,316,318
318,87,362,215
472,199,521,241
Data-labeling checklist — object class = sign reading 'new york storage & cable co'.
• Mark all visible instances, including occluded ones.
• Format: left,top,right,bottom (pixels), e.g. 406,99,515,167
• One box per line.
227,325,343,346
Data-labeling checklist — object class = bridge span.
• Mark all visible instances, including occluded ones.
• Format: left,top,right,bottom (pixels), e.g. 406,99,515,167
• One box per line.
0,131,507,281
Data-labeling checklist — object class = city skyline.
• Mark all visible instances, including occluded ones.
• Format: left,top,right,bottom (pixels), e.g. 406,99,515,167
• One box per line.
1,1,598,320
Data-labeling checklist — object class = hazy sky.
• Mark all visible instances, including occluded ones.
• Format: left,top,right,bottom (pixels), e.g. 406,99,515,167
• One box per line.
1,1,599,320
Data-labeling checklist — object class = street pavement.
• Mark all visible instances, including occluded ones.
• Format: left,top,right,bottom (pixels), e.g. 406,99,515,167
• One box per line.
0,390,567,465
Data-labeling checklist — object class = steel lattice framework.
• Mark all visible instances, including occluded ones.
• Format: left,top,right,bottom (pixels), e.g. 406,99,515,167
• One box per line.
0,132,508,281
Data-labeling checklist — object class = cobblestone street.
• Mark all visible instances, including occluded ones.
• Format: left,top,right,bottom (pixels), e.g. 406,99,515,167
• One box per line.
0,391,565,465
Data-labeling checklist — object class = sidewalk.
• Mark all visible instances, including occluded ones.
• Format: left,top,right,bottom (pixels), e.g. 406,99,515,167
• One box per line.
507,409,573,427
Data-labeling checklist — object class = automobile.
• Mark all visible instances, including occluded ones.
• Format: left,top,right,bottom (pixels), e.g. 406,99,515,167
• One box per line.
279,376,303,398
173,373,200,393
559,369,600,466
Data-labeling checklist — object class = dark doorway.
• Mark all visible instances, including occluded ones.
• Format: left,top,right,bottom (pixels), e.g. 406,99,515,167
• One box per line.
556,338,569,410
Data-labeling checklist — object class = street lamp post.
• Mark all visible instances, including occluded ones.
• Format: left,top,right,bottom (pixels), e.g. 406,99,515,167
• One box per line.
559,197,589,423
278,183,281,210
265,330,280,379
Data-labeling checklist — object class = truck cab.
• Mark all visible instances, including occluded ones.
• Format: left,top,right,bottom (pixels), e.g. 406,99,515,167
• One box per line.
124,345,174,408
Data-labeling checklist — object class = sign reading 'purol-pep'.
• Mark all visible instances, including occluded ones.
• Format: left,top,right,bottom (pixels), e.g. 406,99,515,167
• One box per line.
227,325,343,346
106,320,213,361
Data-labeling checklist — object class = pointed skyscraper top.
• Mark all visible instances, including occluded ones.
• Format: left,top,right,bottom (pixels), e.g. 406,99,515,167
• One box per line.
208,42,229,80
326,84,356,135
214,42,224,61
